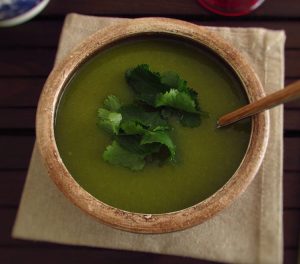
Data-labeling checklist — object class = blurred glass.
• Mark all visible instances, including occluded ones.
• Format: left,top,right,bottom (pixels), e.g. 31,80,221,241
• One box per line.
198,0,265,16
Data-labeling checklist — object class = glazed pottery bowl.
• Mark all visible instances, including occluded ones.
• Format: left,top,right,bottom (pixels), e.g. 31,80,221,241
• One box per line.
0,0,50,27
36,17,269,233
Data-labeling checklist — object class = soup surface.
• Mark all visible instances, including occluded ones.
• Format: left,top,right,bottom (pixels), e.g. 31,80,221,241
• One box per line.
55,38,251,214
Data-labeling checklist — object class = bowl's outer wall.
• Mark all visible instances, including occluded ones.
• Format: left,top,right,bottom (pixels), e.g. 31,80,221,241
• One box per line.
36,17,269,233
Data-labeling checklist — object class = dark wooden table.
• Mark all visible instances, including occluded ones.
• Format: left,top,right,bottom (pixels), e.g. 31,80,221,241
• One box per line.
1,1,299,263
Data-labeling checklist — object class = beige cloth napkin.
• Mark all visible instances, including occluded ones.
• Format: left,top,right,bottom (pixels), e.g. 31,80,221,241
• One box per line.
12,14,285,264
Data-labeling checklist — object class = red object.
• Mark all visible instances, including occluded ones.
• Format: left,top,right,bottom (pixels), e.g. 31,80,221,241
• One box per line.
198,0,265,16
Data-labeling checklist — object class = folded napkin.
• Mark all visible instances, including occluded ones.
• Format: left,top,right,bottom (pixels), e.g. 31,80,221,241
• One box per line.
12,14,285,264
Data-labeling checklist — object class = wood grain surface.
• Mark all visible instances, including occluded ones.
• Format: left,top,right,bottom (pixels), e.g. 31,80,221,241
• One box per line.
0,0,299,263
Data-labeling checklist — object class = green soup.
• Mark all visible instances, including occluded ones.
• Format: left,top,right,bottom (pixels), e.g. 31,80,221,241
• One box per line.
55,38,251,214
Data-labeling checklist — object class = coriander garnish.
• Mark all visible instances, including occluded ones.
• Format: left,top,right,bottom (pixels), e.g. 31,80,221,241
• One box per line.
97,64,206,170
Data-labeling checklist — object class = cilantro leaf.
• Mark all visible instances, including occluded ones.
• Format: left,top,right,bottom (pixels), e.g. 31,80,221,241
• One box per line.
120,120,146,135
103,95,121,112
117,135,161,156
187,87,200,111
125,64,169,105
179,112,201,127
97,95,123,134
155,89,198,113
161,71,198,101
141,131,176,161
97,65,207,171
103,141,145,171
160,108,204,127
126,65,204,126
97,108,122,135
161,71,188,91
120,105,170,134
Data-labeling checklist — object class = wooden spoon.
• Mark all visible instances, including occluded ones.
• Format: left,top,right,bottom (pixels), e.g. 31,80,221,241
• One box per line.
217,80,300,128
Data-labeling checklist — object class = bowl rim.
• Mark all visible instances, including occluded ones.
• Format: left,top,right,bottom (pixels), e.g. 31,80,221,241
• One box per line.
36,17,269,234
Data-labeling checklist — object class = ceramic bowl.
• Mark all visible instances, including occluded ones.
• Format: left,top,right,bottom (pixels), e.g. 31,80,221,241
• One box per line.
36,17,269,233
0,0,49,27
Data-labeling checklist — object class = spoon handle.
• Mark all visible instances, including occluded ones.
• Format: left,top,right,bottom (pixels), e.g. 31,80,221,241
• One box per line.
218,80,300,127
